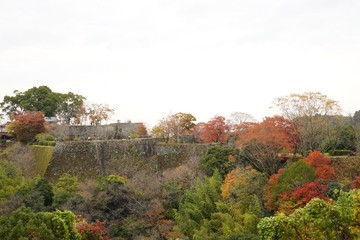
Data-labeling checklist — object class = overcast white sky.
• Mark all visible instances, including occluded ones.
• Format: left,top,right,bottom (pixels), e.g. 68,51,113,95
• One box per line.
1,0,360,127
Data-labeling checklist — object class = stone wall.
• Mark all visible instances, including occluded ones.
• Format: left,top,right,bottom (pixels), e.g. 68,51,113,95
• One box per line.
44,139,208,182
49,122,143,140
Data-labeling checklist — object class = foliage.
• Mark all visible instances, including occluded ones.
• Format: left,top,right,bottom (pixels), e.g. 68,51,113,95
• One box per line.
272,92,343,154
135,123,148,137
174,170,223,237
57,92,86,124
200,145,238,177
151,112,196,142
0,160,24,201
13,111,46,142
87,103,114,126
353,110,360,126
258,189,360,240
35,132,55,141
221,167,267,210
272,91,342,121
0,207,81,240
75,219,108,240
265,151,336,213
195,116,229,143
272,160,316,197
0,86,61,117
335,124,357,151
264,160,316,212
104,174,127,185
0,86,86,123
304,150,335,181
237,116,298,177
175,168,264,239
52,173,81,209
162,179,189,219
35,178,54,206
352,177,360,189
329,149,354,156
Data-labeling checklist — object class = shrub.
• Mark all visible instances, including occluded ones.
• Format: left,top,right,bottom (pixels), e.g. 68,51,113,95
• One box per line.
35,133,55,141
329,150,353,156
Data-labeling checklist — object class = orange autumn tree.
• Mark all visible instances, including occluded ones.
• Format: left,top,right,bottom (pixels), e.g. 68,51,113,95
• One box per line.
152,112,196,142
236,116,299,177
135,123,148,137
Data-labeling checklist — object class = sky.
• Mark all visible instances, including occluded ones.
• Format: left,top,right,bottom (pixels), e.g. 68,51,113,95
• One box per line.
1,0,360,128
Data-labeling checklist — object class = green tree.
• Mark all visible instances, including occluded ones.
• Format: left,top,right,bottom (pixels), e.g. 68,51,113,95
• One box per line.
0,161,24,202
52,173,80,209
1,86,61,117
0,207,81,240
1,86,86,120
56,92,86,124
174,170,223,237
336,124,357,151
258,189,360,240
200,145,238,178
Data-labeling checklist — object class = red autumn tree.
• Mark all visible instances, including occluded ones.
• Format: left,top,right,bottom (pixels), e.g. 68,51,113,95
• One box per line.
304,151,335,181
13,111,46,142
351,176,360,189
264,168,284,211
265,151,334,214
196,116,229,143
75,219,108,240
277,181,329,213
236,116,299,176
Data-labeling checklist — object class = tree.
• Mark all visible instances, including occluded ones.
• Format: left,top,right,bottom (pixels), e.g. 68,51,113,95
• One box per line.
151,112,196,142
56,92,86,124
221,167,267,212
264,151,335,213
87,103,114,125
196,116,229,143
353,110,360,127
335,124,357,151
199,145,238,178
303,151,335,181
227,112,256,131
272,92,342,154
236,116,299,177
0,207,81,240
135,123,148,137
258,189,360,240
0,160,24,202
12,111,46,142
1,86,61,117
174,170,223,237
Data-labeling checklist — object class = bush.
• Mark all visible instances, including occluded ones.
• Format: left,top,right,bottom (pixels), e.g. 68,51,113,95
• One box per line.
328,150,353,156
35,133,55,141
36,140,56,146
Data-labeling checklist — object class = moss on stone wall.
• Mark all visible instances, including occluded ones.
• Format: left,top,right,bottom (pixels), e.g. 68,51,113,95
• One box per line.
30,145,54,178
